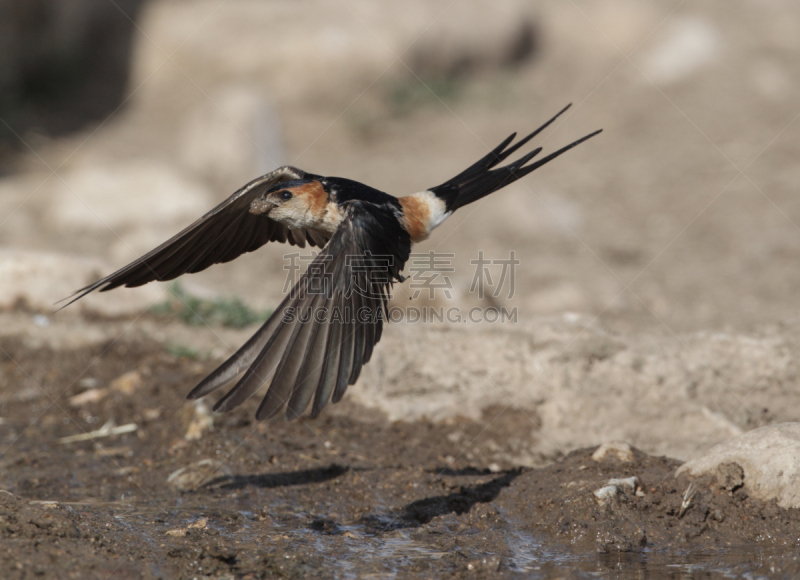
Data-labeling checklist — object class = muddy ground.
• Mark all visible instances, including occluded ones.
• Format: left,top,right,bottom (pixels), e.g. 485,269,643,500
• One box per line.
3,0,800,577
0,331,798,579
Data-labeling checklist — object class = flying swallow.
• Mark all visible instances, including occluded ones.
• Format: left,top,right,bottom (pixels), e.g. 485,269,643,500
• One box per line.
63,104,600,421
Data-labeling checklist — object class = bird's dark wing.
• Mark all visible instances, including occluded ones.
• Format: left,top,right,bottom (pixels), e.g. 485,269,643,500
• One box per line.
60,166,331,308
187,199,411,420
429,104,602,212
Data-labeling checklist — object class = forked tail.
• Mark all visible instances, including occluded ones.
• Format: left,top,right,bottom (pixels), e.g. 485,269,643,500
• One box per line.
429,104,601,213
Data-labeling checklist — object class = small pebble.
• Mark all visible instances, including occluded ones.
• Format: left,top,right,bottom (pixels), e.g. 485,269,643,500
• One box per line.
592,442,634,463
594,476,641,505
183,400,214,441
110,371,142,395
29,501,59,509
68,388,108,407
593,485,620,505
607,476,639,492
188,518,208,530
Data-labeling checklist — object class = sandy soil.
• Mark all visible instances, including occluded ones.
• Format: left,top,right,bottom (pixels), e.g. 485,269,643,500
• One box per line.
1,333,799,579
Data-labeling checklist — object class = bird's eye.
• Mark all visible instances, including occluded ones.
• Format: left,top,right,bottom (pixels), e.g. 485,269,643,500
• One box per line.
279,190,293,201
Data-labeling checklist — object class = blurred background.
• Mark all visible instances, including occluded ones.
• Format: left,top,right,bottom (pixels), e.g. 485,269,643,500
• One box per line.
1,0,800,336
4,6,800,571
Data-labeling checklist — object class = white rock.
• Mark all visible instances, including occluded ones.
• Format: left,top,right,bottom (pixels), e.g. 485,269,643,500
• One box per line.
593,485,620,505
606,476,639,493
594,476,639,505
677,423,800,508
0,248,165,316
182,400,214,441
640,17,723,84
351,320,800,461
43,160,212,234
592,442,634,463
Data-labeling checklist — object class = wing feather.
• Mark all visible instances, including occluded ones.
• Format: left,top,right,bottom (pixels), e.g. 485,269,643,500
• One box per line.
188,200,411,420
286,295,333,420
60,166,329,308
255,289,333,420
311,293,344,418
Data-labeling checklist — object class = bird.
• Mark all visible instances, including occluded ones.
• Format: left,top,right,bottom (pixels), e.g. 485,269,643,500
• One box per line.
62,104,601,421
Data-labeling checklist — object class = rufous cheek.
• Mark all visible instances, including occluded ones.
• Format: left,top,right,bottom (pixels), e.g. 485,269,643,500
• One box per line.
292,181,328,219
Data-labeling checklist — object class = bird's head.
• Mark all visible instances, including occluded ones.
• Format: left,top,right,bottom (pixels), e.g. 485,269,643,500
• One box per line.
250,178,328,229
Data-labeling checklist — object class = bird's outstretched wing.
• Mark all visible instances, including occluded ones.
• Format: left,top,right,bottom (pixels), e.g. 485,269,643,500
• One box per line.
187,199,411,420
60,166,331,308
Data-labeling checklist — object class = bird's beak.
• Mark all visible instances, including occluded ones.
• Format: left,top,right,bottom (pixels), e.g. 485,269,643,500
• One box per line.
249,198,275,215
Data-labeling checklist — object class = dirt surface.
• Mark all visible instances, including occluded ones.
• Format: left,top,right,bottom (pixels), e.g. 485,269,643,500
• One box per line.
3,0,800,577
0,335,799,579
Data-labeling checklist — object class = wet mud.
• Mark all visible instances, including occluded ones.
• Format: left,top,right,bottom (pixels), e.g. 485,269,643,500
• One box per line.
1,338,799,579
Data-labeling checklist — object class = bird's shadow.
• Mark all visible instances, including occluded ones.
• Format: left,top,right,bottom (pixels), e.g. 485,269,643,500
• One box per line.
203,463,522,533
205,463,349,490
364,468,523,531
